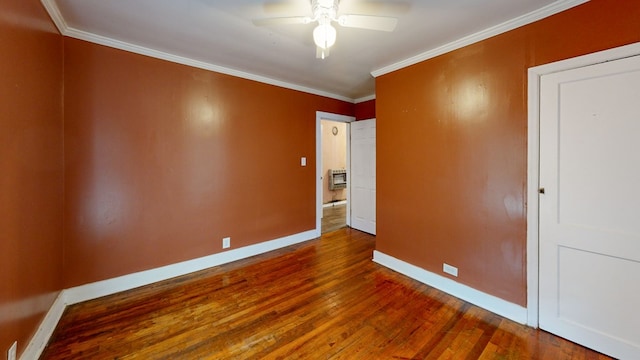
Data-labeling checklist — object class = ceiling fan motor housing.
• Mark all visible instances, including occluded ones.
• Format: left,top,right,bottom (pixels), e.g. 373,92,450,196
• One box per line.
312,0,339,22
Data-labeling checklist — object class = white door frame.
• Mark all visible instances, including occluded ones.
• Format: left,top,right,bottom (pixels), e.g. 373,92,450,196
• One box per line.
315,111,356,236
526,41,640,327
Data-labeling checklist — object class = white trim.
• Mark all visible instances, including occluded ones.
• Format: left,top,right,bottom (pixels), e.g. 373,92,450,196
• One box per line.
64,229,318,305
22,229,319,358
354,94,375,103
316,112,356,234
39,1,354,104
373,250,528,324
346,122,352,229
65,28,353,103
19,292,67,360
526,68,541,328
40,0,588,102
40,0,67,33
371,0,589,78
526,41,640,328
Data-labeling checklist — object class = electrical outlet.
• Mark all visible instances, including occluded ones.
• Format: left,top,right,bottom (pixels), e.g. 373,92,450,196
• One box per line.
443,263,458,277
222,237,231,249
7,341,17,360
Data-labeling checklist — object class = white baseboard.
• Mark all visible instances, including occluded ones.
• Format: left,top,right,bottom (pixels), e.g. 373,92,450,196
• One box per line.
372,250,528,324
25,229,318,359
20,292,66,360
65,229,318,305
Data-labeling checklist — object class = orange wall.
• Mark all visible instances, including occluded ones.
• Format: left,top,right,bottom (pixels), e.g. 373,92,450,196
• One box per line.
376,0,640,306
0,0,64,356
63,38,354,287
355,99,375,120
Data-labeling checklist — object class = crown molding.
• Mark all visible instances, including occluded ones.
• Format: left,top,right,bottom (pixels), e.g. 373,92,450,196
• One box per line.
371,0,590,78
41,0,588,102
355,94,376,103
40,0,355,104
40,0,68,33
64,27,356,103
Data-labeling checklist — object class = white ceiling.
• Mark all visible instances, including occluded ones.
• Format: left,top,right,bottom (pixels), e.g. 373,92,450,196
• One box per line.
43,0,586,102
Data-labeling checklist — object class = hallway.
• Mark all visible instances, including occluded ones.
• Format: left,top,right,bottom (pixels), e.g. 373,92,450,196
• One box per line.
322,203,347,233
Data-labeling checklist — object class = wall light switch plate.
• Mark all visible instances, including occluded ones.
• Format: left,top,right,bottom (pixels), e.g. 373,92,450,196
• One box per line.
301,157,307,166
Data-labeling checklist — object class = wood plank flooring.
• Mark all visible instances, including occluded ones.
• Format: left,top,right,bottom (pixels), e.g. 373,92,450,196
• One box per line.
322,203,347,233
41,228,611,359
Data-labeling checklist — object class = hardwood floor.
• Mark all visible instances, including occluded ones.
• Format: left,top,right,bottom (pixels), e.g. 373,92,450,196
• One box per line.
41,228,611,359
322,203,346,234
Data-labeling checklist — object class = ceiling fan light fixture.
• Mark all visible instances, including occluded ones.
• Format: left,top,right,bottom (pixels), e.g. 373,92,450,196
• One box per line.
252,0,396,58
313,22,336,49
317,46,330,60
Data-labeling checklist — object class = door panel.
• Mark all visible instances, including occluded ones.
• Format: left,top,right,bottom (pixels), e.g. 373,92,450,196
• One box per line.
350,119,376,235
539,55,640,359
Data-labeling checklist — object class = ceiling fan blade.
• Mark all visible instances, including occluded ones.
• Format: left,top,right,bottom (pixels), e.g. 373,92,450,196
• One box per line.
337,14,397,32
252,16,311,27
316,46,330,59
262,0,309,14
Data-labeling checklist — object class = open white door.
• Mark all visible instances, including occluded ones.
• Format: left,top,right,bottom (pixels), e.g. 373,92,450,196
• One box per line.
350,119,376,235
539,54,640,359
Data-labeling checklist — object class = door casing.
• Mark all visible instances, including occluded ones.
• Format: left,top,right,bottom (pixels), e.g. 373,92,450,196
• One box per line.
315,111,355,236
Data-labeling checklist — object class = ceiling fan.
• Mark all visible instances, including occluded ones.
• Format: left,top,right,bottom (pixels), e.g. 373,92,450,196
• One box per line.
252,0,398,59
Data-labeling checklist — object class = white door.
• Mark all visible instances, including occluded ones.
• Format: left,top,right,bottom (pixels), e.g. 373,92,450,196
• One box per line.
350,119,376,235
539,55,640,359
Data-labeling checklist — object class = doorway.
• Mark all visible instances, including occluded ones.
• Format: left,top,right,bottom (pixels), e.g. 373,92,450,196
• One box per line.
321,119,348,233
528,42,640,359
315,111,354,235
